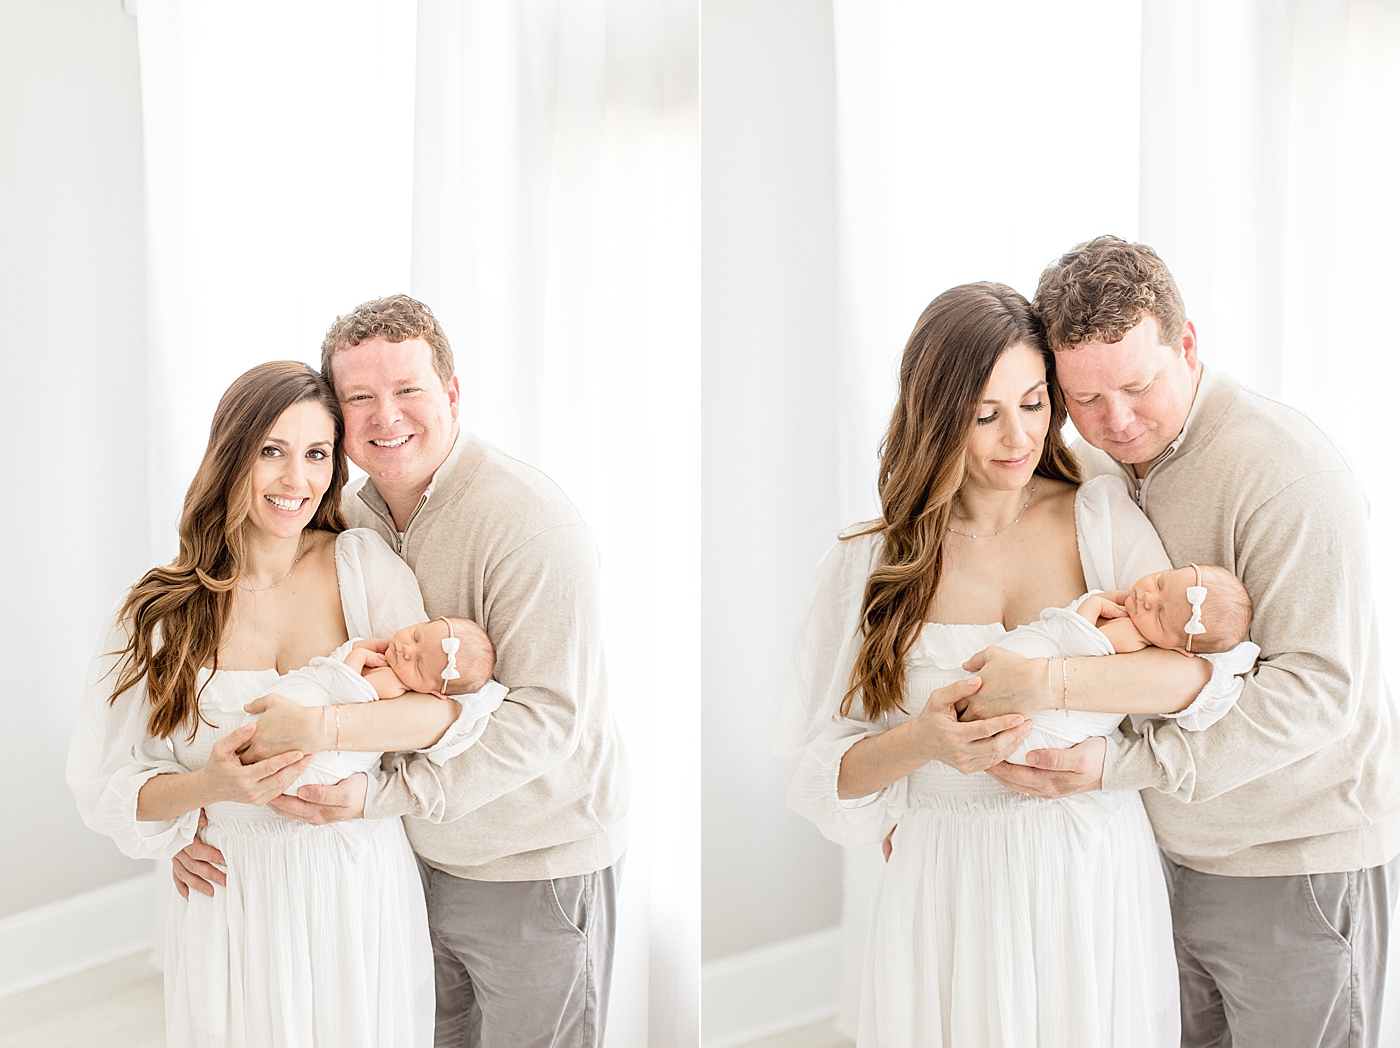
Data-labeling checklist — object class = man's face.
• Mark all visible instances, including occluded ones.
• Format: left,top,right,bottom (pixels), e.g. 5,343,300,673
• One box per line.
1054,315,1199,478
332,337,460,494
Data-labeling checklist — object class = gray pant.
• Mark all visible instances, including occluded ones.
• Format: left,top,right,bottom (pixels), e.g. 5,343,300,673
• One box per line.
1162,852,1400,1048
416,855,623,1048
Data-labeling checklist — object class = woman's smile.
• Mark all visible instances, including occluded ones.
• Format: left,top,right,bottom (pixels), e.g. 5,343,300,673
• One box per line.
263,493,310,515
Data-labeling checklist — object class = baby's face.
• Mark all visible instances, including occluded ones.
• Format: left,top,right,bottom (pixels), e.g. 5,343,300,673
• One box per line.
383,619,455,694
1124,566,1201,650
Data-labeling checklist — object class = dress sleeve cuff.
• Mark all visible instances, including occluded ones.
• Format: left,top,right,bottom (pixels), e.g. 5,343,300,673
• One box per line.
1156,641,1260,732
787,729,908,846
418,680,509,766
114,767,203,860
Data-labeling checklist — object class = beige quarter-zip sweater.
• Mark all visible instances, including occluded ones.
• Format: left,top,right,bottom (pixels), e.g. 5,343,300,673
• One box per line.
348,431,630,881
1078,366,1400,876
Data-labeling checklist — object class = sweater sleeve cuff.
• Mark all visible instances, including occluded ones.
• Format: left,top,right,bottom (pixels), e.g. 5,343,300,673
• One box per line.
362,761,415,820
1100,731,1171,793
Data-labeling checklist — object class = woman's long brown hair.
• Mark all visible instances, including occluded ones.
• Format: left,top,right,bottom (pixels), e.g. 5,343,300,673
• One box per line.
841,283,1081,720
110,362,349,740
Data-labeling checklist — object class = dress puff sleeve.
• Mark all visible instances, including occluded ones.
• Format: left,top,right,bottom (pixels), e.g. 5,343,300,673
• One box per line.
66,602,202,861
335,528,507,762
772,530,908,847
1075,476,1261,732
334,528,429,638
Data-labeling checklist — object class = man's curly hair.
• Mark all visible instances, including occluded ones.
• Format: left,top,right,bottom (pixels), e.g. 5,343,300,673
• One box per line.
320,294,455,390
1033,235,1187,351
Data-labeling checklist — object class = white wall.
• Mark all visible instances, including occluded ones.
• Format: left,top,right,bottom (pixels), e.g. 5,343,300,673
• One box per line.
701,0,844,960
0,0,151,917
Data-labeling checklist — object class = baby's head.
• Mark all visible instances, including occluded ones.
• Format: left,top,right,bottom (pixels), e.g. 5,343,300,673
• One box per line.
383,616,496,695
1125,564,1253,654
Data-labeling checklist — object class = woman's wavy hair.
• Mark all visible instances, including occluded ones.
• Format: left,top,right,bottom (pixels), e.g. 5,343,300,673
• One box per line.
841,283,1080,720
110,362,348,740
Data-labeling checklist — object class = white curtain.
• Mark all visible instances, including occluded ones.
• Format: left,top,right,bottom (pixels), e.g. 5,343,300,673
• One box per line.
135,0,418,563
135,1,699,1043
410,1,699,1044
1137,1,1400,1038
831,0,1400,1037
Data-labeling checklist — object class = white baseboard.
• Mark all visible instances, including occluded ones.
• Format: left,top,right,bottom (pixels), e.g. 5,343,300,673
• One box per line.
0,873,156,1000
701,926,842,1048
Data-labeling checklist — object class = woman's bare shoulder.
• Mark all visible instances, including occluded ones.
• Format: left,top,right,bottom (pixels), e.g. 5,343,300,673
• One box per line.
1033,476,1079,520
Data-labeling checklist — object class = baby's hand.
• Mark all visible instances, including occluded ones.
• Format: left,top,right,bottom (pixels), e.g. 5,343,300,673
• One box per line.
342,646,387,674
1076,593,1127,626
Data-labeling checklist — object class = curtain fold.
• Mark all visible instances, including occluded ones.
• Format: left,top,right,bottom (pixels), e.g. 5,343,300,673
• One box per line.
411,2,699,1044
135,0,417,564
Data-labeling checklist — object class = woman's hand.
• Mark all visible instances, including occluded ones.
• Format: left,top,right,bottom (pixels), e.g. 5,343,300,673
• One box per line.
837,677,1031,798
240,693,324,762
913,675,1032,775
198,723,314,806
958,647,1051,721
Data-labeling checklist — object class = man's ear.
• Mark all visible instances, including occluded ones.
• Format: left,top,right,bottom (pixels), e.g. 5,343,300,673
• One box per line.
446,374,462,422
1179,319,1199,372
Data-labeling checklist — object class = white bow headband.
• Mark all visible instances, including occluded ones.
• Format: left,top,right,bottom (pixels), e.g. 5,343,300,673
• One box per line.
1183,563,1207,652
438,617,460,683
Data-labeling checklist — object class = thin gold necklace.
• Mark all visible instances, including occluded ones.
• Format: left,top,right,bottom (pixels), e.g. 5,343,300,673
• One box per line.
947,482,1036,539
237,532,307,592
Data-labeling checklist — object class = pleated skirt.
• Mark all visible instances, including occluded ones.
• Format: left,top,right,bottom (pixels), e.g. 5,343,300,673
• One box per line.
164,806,434,1048
859,767,1179,1048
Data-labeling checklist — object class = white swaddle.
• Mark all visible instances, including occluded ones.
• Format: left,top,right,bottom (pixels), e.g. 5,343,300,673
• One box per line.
994,600,1126,764
250,639,383,794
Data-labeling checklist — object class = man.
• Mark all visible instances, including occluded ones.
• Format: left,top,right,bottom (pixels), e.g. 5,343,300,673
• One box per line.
971,236,1400,1046
174,295,630,1047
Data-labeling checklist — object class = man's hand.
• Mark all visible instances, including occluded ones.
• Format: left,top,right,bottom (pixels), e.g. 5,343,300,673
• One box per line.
267,772,368,825
986,736,1106,798
958,647,1048,721
241,693,322,763
172,811,225,899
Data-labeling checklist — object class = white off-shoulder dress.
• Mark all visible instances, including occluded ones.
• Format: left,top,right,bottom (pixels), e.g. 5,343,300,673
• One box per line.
68,529,491,1048
774,476,1255,1048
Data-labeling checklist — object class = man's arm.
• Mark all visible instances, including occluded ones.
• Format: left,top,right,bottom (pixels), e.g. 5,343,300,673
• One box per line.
365,524,602,822
994,469,1373,802
1101,469,1372,801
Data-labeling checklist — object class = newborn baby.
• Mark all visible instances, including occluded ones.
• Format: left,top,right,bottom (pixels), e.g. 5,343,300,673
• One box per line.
256,616,506,794
998,563,1257,765
348,615,497,698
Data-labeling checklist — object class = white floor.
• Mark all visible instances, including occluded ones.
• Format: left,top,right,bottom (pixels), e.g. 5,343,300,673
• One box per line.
0,954,164,1048
742,1020,853,1048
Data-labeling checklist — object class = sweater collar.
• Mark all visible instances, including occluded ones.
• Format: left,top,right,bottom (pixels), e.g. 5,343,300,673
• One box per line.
1172,365,1241,461
355,428,490,525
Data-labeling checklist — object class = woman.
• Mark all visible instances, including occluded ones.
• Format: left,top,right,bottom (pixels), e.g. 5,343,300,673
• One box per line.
774,284,1236,1047
68,362,464,1047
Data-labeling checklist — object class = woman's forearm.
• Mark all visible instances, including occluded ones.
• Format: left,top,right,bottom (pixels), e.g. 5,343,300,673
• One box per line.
837,721,933,799
336,694,464,752
136,769,213,822
1064,648,1211,714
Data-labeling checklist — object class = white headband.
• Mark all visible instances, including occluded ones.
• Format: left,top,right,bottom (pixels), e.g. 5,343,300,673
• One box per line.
438,617,460,682
1183,563,1207,652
